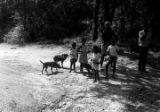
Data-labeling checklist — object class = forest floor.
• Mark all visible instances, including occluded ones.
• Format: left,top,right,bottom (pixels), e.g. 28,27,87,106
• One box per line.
0,43,160,112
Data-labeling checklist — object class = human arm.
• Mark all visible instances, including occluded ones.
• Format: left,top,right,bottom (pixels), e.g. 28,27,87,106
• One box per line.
91,53,101,64
77,45,82,53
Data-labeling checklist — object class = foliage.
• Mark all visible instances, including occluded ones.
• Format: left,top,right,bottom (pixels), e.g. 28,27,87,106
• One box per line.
0,0,160,48
22,0,93,42
0,0,93,42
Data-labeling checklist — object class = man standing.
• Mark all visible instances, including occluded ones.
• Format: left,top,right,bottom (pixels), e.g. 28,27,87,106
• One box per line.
100,21,114,67
138,28,152,72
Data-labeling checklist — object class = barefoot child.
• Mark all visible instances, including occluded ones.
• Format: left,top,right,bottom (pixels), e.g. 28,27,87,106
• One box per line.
77,38,90,74
69,42,78,72
90,45,101,82
105,39,119,79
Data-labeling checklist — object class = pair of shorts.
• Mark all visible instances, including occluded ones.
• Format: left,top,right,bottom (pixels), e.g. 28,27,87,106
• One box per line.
70,58,77,63
109,56,117,62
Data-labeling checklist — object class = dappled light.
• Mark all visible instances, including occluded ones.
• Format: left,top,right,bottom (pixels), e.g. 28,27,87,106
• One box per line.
0,0,160,111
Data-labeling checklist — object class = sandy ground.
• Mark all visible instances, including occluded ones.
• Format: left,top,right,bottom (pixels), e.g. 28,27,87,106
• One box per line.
0,43,160,112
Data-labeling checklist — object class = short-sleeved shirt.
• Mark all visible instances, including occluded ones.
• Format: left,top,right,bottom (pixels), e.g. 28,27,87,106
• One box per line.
69,48,78,59
79,45,88,63
107,45,119,57
90,53,101,70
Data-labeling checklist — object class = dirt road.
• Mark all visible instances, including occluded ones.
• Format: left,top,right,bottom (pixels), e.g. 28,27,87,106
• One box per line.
0,43,159,112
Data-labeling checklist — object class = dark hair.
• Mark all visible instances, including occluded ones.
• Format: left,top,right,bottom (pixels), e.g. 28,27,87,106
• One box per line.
93,45,100,54
72,42,76,49
111,39,116,45
81,38,86,44
105,21,111,28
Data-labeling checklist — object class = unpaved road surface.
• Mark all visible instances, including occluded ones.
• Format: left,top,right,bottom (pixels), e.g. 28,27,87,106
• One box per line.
0,43,160,112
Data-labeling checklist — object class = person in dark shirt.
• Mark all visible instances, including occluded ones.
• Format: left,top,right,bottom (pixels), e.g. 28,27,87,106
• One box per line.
100,21,118,68
138,27,152,72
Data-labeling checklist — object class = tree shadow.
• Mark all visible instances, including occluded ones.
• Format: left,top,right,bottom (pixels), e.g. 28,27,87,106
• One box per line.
120,51,160,70
119,51,139,60
88,65,160,111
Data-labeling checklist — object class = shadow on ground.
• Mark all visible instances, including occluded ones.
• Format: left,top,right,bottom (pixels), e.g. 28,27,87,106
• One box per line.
88,63,160,112
120,50,160,70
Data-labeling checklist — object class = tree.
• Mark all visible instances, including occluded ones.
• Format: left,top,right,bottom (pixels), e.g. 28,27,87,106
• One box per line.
93,0,100,41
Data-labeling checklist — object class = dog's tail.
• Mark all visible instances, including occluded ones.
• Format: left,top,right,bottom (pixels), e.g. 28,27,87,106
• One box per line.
40,60,44,64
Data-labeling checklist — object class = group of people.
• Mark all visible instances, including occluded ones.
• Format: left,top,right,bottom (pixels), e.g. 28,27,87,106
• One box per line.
68,21,152,82
69,21,119,82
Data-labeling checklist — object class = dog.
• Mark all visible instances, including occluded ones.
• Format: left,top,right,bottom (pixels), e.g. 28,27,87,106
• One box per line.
53,54,68,68
40,60,61,74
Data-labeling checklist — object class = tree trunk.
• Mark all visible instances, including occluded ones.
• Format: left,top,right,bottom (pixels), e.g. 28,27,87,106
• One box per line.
93,0,100,41
102,0,110,22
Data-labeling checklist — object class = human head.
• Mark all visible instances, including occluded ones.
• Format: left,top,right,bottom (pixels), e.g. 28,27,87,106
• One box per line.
105,21,111,28
93,45,100,54
111,39,116,46
72,42,76,49
81,38,86,45
139,29,145,38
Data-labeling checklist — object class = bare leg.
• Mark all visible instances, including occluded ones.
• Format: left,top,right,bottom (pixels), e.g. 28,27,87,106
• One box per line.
100,54,105,67
94,70,99,82
105,59,112,79
42,66,44,74
51,67,53,73
45,67,48,74
70,62,73,72
87,67,91,75
96,70,100,80
73,63,76,72
80,63,83,73
112,61,116,78
61,61,62,68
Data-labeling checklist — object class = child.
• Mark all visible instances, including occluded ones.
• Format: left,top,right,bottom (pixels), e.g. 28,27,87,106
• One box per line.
105,39,119,79
90,45,101,82
77,38,90,74
100,41,107,68
69,42,78,72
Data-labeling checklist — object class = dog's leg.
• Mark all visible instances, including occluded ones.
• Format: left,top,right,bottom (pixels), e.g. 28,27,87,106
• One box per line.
45,67,48,74
42,66,44,74
61,61,63,68
51,67,53,73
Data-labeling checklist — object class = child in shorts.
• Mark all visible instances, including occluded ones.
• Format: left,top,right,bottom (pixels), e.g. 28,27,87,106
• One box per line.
69,42,78,72
77,38,90,74
105,39,119,79
90,45,101,82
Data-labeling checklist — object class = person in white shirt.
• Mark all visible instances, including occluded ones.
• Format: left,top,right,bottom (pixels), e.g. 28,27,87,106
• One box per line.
69,42,78,72
90,45,101,82
105,39,119,79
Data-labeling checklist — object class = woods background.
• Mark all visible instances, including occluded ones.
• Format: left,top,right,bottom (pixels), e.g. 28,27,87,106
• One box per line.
0,0,160,49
